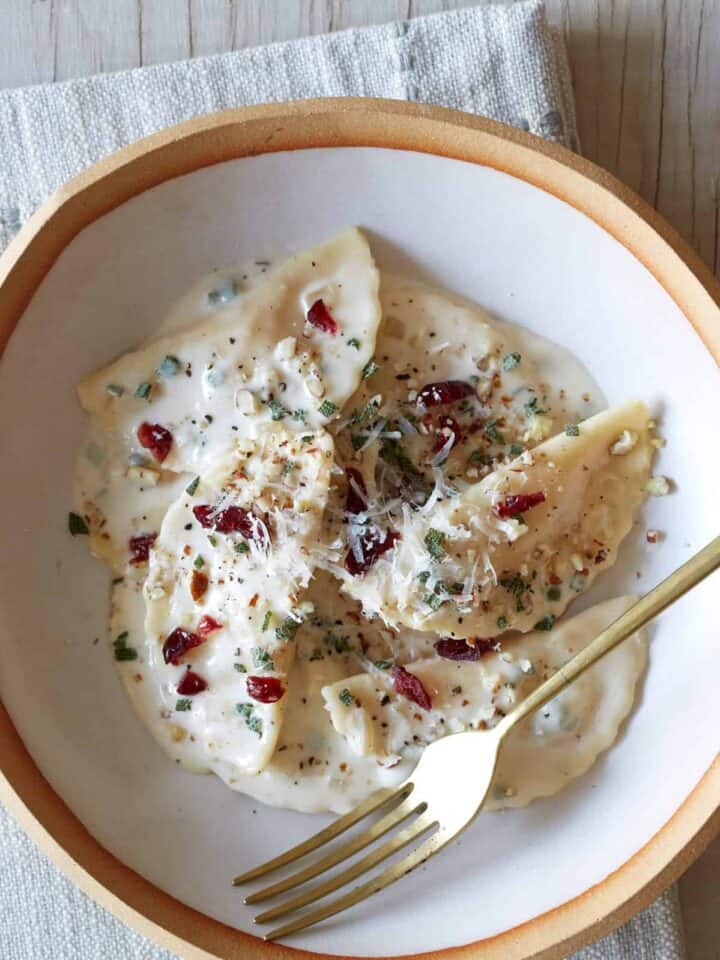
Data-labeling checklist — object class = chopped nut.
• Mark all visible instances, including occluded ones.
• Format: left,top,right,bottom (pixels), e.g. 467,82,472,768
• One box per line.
306,377,325,399
276,336,297,360
646,476,671,497
170,724,188,743
127,465,160,486
610,430,638,455
190,569,209,601
234,389,257,414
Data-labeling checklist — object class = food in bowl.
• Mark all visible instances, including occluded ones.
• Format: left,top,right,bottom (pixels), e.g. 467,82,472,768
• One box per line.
73,228,662,813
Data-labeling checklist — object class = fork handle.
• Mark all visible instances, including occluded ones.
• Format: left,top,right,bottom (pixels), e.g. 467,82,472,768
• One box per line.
496,534,720,737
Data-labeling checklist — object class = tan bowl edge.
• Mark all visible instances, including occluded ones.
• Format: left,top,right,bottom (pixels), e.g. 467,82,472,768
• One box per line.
0,98,718,960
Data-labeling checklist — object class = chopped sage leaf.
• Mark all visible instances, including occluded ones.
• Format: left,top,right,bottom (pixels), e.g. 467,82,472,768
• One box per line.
135,382,152,400
252,647,274,671
502,352,521,372
185,476,200,496
565,423,580,437
339,688,354,707
261,611,272,632
318,400,338,418
68,512,89,536
424,528,446,560
157,355,180,377
267,399,286,421
348,337,361,349
361,358,380,379
534,615,555,631
175,698,192,712
193,555,205,570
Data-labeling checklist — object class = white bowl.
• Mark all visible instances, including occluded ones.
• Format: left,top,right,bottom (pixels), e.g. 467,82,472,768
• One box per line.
0,99,718,960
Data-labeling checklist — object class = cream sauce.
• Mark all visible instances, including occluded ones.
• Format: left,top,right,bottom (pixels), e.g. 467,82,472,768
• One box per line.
75,233,651,815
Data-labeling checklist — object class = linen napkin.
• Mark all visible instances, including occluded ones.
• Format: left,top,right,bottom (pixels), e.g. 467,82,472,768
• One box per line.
0,2,686,958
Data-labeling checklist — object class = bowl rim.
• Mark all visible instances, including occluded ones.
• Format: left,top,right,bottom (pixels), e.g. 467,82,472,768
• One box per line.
0,97,718,960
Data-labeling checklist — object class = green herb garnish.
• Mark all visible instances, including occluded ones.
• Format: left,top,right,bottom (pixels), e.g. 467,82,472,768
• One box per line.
546,586,562,601
268,399,286,421
509,443,525,457
106,383,125,397
193,555,205,570
424,528,446,560
175,698,192,712
283,460,296,476
524,397,548,416
234,541,250,555
318,400,338,418
252,647,274,671
534,615,555,631
135,382,152,400
157,355,180,377
484,419,505,445
565,423,580,437
374,660,393,670
379,440,422,478
291,409,307,422
502,352,521,372
276,616,302,641
339,688,354,707
185,476,200,496
261,611,272,632
361,358,380,379
68,512,89,536
497,616,509,630
234,663,247,673
424,592,445,611
347,337,361,350
468,450,492,467
301,435,313,443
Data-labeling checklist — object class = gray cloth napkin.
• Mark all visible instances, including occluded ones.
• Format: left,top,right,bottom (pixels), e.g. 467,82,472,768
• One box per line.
0,3,685,958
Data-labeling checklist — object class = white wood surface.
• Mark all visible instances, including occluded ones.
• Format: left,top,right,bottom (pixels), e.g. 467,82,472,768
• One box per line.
1,2,718,958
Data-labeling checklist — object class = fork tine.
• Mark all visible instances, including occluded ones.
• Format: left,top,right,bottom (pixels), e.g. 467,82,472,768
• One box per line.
244,796,423,904
254,813,436,924
232,784,410,885
263,829,448,941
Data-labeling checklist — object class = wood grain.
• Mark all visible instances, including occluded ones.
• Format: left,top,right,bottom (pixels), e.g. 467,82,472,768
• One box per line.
2,0,718,282
1,3,719,958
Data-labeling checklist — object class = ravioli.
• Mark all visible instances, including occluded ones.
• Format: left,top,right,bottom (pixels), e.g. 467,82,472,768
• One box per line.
322,596,647,808
331,275,564,514
134,426,334,775
335,401,653,636
75,227,380,567
77,227,380,470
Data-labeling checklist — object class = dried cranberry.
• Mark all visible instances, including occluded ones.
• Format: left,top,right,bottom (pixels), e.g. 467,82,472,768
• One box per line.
177,669,208,696
493,492,546,519
417,380,474,408
247,675,285,703
434,637,496,661
137,422,173,462
432,415,462,454
192,504,268,547
345,467,368,515
306,299,339,335
392,665,432,711
197,615,222,637
345,529,399,575
163,627,204,665
129,533,156,565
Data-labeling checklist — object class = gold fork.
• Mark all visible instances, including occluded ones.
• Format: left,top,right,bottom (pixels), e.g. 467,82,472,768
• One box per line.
234,534,720,941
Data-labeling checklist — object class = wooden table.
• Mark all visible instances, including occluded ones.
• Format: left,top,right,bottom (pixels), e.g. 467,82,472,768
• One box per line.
3,2,719,958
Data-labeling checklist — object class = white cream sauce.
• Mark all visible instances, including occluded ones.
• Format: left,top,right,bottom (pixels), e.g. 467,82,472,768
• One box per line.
75,233,651,815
